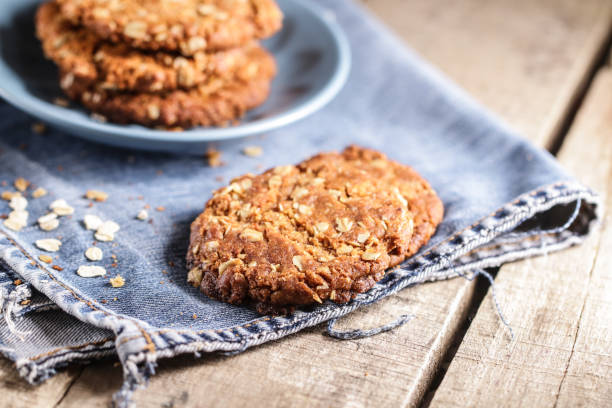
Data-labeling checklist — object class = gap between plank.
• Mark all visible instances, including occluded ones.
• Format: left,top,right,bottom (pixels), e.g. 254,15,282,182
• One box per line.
419,18,612,408
548,27,612,155
552,226,603,408
52,366,85,408
419,271,496,408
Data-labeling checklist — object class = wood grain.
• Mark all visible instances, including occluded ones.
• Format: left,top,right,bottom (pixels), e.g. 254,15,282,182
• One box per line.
4,1,612,407
0,357,83,408
360,0,612,148
429,68,612,407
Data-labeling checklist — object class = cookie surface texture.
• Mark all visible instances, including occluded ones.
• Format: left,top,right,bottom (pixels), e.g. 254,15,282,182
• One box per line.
187,146,444,313
56,0,283,54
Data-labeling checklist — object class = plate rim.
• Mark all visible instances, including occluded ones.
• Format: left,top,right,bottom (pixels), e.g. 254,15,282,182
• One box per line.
0,0,351,143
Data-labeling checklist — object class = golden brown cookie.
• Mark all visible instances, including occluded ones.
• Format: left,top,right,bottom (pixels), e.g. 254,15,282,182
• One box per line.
56,0,283,55
69,76,273,128
186,146,444,314
36,2,269,93
60,47,276,128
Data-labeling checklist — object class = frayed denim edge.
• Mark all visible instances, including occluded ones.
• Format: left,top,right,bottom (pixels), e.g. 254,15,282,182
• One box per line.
0,336,116,385
0,282,32,338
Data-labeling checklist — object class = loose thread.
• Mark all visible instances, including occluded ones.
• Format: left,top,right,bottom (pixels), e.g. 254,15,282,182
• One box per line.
326,314,414,340
435,252,514,341
460,269,515,340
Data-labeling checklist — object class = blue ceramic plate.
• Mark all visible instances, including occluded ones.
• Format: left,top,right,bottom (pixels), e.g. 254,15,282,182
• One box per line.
0,0,351,153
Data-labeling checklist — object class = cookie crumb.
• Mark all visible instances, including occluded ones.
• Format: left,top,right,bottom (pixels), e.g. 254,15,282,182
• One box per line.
205,148,223,167
85,247,103,261
32,123,46,134
13,279,22,286
155,206,165,212
35,238,62,252
32,187,48,198
85,189,109,202
53,97,69,107
110,275,125,288
52,265,63,271
1,191,20,201
14,178,30,192
242,146,263,157
77,265,106,277
20,299,31,306
192,313,197,319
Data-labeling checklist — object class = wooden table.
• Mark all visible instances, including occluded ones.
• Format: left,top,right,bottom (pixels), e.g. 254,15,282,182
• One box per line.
3,1,612,406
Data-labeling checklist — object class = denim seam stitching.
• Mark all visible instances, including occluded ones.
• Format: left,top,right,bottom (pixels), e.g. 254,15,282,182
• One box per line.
28,337,116,363
116,181,598,347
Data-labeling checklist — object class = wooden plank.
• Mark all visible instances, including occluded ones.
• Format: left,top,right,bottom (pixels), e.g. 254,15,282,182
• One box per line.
429,68,612,407
0,357,82,408
360,0,612,148
58,283,478,408
23,1,612,407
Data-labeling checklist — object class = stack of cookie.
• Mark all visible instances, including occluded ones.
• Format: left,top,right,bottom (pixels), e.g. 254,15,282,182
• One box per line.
36,0,282,129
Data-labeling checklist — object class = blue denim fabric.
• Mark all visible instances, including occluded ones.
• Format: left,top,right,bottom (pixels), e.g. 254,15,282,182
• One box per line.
0,0,601,406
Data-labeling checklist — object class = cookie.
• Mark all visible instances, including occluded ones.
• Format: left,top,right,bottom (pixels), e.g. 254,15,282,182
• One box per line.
186,146,444,314
61,50,276,128
56,0,283,55
36,2,267,93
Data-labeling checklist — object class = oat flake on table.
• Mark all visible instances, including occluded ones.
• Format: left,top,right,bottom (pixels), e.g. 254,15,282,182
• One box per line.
35,238,62,252
85,247,103,261
77,265,106,278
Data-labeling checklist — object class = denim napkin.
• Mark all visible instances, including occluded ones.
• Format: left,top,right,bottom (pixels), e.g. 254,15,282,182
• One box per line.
0,0,600,405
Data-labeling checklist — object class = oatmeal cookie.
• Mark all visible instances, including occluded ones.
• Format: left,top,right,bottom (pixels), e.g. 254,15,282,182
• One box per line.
62,60,275,128
37,2,268,93
56,0,283,55
187,146,444,313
